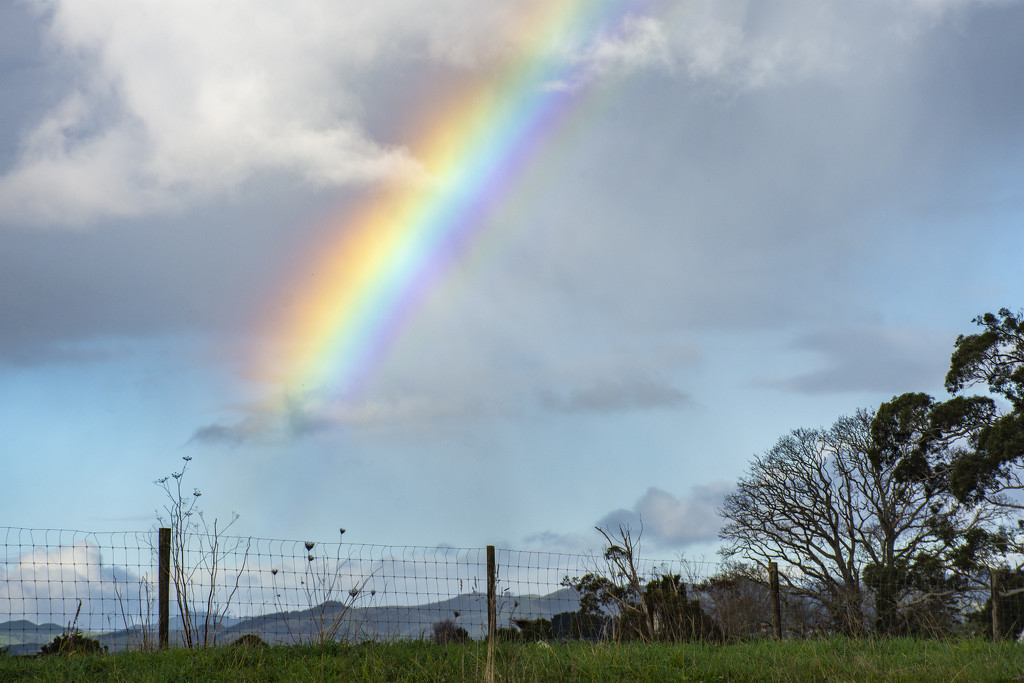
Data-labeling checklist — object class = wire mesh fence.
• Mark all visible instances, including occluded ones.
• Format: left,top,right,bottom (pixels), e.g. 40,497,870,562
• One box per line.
0,526,721,654
0,526,1005,655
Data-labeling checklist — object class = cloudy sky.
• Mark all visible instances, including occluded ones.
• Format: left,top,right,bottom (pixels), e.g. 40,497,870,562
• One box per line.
1,0,1022,557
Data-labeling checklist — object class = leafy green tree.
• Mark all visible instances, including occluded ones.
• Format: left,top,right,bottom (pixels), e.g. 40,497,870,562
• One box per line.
866,392,1006,633
630,574,721,642
947,308,1024,408
562,526,719,642
861,552,968,636
868,309,1024,566
966,569,1024,640
943,308,1024,514
868,392,996,495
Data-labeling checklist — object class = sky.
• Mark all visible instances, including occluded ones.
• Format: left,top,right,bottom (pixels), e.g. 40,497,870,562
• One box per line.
1,0,1023,559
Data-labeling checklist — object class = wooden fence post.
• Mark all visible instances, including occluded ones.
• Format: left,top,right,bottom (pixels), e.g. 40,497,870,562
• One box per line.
159,527,170,649
769,561,782,640
486,545,496,683
992,569,1001,642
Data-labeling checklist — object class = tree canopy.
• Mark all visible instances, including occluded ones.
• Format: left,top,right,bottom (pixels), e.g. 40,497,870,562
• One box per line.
715,307,1024,637
718,409,994,635
941,308,1024,506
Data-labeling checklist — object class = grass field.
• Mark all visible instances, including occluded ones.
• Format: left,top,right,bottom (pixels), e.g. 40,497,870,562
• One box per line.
2,637,1023,682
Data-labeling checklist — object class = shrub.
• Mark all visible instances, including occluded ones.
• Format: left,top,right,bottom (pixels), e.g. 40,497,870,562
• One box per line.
551,610,612,640
509,618,554,641
496,626,521,642
230,633,269,648
431,619,470,644
639,574,722,643
565,568,722,642
38,632,107,656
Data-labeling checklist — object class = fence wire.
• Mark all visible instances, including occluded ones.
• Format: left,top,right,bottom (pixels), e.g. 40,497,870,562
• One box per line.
0,527,715,653
1,526,996,655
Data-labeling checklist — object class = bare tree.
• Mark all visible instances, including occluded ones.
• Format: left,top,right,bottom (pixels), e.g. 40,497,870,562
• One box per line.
561,524,652,641
719,410,995,635
155,455,250,647
595,524,656,641
300,535,378,644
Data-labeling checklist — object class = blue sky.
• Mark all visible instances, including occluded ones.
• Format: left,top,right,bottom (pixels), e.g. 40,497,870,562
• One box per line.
1,0,1023,557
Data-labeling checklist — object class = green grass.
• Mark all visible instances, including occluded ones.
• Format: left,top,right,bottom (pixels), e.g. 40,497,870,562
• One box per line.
1,638,1022,682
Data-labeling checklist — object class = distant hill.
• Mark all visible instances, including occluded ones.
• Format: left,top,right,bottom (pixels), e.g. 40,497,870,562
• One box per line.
1,588,581,654
219,587,580,644
0,620,67,656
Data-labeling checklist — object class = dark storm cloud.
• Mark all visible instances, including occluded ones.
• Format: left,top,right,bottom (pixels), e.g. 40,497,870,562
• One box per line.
185,393,337,446
2,0,1024,556
185,414,276,447
502,1,1024,340
0,3,74,166
186,424,248,448
0,192,336,365
0,0,1022,400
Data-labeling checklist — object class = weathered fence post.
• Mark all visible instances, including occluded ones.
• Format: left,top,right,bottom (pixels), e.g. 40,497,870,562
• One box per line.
486,545,496,683
992,568,1001,642
159,527,170,649
769,561,782,640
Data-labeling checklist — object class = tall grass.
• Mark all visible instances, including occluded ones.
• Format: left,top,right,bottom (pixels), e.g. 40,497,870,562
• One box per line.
1,638,1021,682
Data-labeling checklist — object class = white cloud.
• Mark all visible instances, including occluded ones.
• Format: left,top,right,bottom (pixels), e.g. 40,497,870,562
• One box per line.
6,0,1012,226
2,0,478,227
663,0,1024,90
5,0,614,226
0,541,148,630
546,15,673,91
597,484,733,548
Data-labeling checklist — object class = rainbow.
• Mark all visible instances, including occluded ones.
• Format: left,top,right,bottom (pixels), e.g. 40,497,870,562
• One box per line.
267,0,635,403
